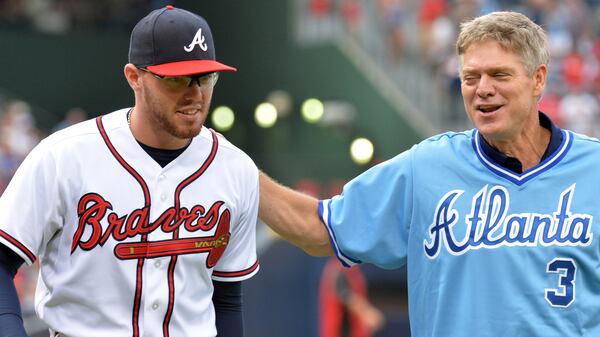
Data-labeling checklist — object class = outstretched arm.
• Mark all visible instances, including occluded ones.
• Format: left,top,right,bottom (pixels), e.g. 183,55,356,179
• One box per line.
258,171,333,256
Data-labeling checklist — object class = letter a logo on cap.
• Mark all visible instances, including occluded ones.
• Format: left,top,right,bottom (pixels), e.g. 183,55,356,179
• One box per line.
184,28,208,52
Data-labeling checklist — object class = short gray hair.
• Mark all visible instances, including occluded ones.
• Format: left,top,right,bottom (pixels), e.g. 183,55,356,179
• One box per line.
456,11,549,75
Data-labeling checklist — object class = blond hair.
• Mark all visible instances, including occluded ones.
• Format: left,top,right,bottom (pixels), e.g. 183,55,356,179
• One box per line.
456,11,549,75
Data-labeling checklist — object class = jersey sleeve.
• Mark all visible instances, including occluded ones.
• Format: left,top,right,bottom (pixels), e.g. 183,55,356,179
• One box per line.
319,147,415,269
212,164,260,282
0,140,61,265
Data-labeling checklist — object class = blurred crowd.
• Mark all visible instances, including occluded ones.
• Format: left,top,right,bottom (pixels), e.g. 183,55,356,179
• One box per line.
0,99,86,195
0,0,167,33
0,100,43,195
309,0,600,137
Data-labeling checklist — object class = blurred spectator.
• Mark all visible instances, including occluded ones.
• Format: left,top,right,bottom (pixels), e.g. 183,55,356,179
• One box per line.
562,52,586,88
0,100,41,161
377,0,405,63
539,90,563,127
0,0,156,32
427,12,455,68
478,0,502,15
310,0,333,18
24,0,71,34
559,86,600,137
0,0,28,28
0,99,43,194
0,142,19,194
418,0,448,60
52,106,87,133
340,0,363,38
306,0,337,39
319,257,385,337
326,178,347,197
294,178,323,198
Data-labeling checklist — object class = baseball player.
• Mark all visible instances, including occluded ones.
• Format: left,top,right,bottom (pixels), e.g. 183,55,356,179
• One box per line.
258,11,600,337
0,6,258,337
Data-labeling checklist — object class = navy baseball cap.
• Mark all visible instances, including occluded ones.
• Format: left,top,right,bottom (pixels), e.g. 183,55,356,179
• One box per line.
128,5,236,76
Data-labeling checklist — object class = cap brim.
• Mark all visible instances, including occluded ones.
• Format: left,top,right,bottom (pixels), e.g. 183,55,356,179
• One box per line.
147,60,237,76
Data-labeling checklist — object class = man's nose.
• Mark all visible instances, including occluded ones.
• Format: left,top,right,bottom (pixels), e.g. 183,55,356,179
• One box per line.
476,75,495,97
183,80,206,101
189,77,204,88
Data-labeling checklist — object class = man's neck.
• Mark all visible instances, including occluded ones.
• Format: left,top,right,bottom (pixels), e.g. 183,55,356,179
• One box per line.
485,125,551,172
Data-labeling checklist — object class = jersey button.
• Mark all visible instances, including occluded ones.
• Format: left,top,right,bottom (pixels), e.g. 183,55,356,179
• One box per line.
160,194,167,201
152,303,159,310
154,260,161,268
158,174,165,181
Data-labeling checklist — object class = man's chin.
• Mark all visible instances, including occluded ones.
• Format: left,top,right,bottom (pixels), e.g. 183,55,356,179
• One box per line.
172,127,202,140
478,127,515,145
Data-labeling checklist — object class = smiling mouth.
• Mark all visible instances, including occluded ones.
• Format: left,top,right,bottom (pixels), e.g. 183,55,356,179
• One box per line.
177,107,201,116
477,105,502,113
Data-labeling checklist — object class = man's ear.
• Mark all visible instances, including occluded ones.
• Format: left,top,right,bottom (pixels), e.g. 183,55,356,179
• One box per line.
533,64,547,98
124,64,142,91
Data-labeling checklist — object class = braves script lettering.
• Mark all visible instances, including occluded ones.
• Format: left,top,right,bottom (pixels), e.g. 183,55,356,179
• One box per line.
424,184,593,258
72,193,230,266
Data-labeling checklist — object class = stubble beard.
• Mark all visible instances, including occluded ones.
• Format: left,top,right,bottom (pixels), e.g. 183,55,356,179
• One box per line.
144,89,206,140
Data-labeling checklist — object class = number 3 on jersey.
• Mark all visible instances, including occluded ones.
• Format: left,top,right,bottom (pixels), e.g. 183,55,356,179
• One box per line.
545,258,576,308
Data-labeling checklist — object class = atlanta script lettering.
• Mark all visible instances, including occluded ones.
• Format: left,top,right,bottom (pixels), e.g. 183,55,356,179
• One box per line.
424,184,593,258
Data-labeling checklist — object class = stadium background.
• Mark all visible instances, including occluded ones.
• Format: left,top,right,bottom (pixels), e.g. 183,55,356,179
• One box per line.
2,0,600,336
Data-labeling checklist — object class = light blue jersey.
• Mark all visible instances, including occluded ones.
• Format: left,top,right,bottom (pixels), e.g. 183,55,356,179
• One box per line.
319,128,600,337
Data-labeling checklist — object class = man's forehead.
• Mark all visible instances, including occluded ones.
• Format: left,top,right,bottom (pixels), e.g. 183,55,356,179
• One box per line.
460,42,525,70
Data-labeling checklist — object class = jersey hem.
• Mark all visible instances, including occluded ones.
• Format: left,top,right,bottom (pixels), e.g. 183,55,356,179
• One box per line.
212,260,260,282
318,200,361,268
0,230,35,265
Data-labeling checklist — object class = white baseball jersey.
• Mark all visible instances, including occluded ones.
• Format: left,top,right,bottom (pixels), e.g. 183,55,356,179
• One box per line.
0,108,260,337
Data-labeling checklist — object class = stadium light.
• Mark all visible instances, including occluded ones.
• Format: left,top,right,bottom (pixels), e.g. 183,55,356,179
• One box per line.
350,137,374,165
301,98,324,123
211,106,235,132
255,102,278,128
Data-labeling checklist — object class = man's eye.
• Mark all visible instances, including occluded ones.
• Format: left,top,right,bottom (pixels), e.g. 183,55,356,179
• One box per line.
198,75,211,86
164,77,188,85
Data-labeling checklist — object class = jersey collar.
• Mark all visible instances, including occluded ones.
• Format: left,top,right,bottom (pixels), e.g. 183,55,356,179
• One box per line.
472,112,573,185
